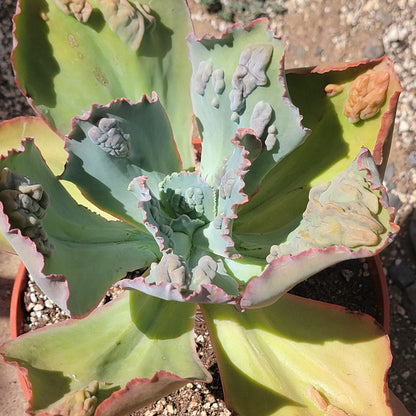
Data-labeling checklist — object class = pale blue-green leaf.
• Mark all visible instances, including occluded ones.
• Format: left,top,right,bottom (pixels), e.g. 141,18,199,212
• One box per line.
63,97,181,227
188,20,307,189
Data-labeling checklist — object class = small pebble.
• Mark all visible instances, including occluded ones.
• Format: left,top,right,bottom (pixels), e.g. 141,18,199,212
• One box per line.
402,370,411,379
33,303,44,312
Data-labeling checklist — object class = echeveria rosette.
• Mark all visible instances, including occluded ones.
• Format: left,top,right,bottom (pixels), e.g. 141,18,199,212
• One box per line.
12,0,195,167
59,93,397,311
0,290,211,416
2,23,401,312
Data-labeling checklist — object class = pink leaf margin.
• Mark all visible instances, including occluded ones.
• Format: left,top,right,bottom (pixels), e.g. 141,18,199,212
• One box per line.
66,93,184,173
94,371,200,416
217,131,259,259
118,276,239,305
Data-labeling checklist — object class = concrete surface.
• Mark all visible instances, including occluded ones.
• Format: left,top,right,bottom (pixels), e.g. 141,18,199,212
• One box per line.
0,250,28,415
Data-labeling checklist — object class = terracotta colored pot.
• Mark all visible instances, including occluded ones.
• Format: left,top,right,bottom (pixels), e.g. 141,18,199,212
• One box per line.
9,256,391,402
9,262,31,400
368,254,390,332
192,137,202,161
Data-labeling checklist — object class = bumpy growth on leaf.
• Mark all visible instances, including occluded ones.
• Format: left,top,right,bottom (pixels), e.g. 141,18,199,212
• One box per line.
194,60,214,96
0,167,53,256
13,0,195,167
188,19,309,189
146,251,219,293
88,117,130,157
344,69,390,123
239,147,399,309
95,0,156,51
229,43,273,114
53,0,155,50
51,0,93,22
50,380,98,416
267,163,384,261
150,251,190,287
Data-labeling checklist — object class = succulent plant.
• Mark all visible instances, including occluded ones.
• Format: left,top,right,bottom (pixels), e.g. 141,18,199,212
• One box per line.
0,1,403,416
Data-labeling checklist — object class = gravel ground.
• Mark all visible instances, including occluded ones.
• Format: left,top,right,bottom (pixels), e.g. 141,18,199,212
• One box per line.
1,0,415,415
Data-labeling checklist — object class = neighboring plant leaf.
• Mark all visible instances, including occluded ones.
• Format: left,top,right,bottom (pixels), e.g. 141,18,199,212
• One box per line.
235,57,402,235
240,148,399,308
63,96,181,227
0,291,210,416
0,140,159,316
188,19,308,190
0,116,65,252
13,0,195,167
201,294,392,416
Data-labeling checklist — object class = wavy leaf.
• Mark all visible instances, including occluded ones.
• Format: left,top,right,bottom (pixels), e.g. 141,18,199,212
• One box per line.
203,132,260,258
63,96,181,227
0,116,119,251
235,57,402,235
240,148,399,308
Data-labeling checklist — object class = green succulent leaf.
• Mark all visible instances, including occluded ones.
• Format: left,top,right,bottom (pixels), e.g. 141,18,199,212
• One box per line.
201,295,392,416
0,290,210,416
63,96,181,227
13,0,195,167
188,19,308,190
240,148,399,308
0,140,159,316
235,57,402,235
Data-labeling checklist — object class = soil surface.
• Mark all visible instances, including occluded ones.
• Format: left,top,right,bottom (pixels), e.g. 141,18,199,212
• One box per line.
1,0,415,415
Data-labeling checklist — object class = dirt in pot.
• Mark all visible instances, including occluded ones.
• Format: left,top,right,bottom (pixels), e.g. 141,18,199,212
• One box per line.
290,258,383,323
